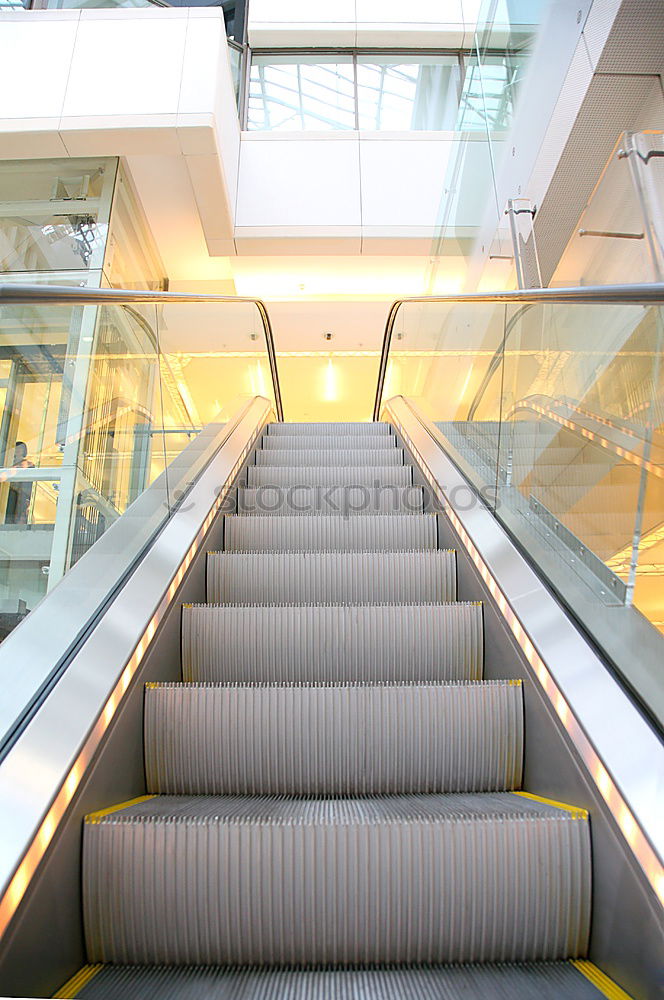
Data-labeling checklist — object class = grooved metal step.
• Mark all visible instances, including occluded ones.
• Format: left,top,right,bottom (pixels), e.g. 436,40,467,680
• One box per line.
254,448,405,466
236,485,426,515
261,435,395,450
206,550,456,604
144,681,524,795
62,962,617,1000
247,465,413,487
267,422,392,436
83,793,591,965
223,514,437,551
182,603,483,683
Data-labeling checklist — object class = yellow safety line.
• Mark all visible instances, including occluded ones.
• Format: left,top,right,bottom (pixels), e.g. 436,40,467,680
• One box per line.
572,960,635,999
515,790,589,819
53,964,102,998
85,794,156,824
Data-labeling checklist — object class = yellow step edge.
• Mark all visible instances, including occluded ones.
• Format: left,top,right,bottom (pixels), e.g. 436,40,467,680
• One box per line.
572,960,635,999
53,964,102,998
515,790,589,819
85,794,156,825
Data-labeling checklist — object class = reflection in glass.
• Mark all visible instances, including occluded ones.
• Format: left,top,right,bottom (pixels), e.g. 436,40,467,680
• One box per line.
248,55,355,131
356,56,460,131
248,52,522,133
380,297,664,642
456,53,526,132
0,159,115,273
229,43,242,108
378,296,664,717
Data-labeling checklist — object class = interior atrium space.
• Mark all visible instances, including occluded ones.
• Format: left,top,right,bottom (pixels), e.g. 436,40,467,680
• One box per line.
0,1,662,999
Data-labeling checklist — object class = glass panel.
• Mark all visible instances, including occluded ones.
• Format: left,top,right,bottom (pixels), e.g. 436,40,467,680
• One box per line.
495,302,651,600
248,54,356,131
456,53,526,132
356,56,460,131
102,161,165,291
156,298,277,425
0,296,278,644
381,298,507,501
381,294,664,712
0,302,76,470
427,1,545,292
229,44,242,108
0,158,115,273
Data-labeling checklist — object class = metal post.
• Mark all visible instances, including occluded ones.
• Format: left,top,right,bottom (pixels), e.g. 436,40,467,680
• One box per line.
506,198,542,289
619,131,664,282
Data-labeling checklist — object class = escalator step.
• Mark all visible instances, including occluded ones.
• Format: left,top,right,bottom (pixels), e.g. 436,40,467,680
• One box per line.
267,422,392,436
236,485,426,515
223,513,438,551
247,465,413,487
144,680,523,795
182,602,483,684
83,793,591,965
261,434,395,450
206,550,456,604
254,448,405,466
59,961,627,1000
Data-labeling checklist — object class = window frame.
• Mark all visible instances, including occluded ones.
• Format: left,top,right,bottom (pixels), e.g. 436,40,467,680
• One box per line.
243,47,519,133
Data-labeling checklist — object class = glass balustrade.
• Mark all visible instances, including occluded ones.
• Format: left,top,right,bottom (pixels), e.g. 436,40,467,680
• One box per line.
0,292,279,640
376,292,664,701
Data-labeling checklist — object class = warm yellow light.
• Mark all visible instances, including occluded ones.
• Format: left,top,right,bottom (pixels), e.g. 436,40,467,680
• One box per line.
231,256,453,301
322,359,339,402
254,361,268,397
383,360,401,398
457,365,473,403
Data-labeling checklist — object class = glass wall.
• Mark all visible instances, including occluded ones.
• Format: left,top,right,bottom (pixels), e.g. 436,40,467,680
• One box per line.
427,0,547,290
0,159,114,276
247,50,525,133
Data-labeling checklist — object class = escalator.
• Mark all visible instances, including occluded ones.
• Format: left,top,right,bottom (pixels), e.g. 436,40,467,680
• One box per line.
0,286,662,1000
21,419,640,999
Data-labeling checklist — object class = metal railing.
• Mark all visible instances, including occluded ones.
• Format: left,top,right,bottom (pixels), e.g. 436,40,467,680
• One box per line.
373,283,664,420
0,284,283,421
